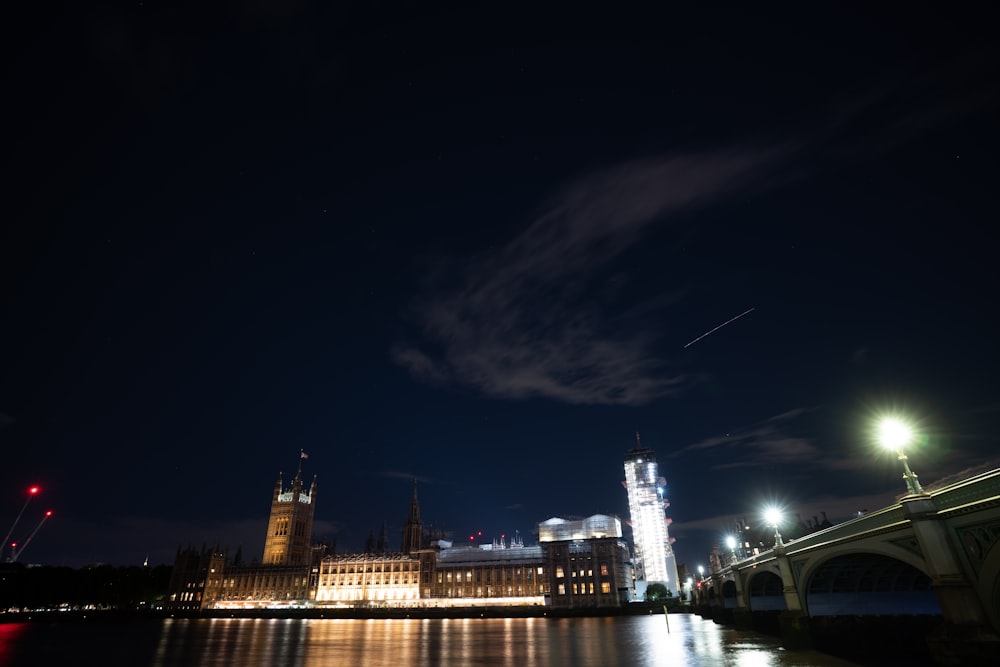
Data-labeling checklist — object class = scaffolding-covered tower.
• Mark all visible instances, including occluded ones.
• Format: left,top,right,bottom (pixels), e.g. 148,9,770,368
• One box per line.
623,438,679,595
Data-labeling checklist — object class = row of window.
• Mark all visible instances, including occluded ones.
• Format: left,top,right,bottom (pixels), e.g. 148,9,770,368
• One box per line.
220,576,310,588
435,567,544,584
315,589,419,602
554,563,610,578
321,577,416,585
272,518,308,537
437,586,545,598
322,564,419,574
555,582,612,595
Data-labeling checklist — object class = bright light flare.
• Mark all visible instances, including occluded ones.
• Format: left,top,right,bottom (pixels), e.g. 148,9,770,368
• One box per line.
878,417,913,451
725,535,736,550
764,507,783,528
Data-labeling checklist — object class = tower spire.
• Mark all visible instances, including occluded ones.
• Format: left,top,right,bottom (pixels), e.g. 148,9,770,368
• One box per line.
401,479,424,554
297,449,308,478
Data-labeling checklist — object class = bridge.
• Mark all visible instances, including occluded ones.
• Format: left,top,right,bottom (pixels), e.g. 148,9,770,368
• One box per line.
698,467,1000,666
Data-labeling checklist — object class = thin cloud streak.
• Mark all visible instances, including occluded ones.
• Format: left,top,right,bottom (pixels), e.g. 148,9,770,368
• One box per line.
670,407,871,472
395,147,788,406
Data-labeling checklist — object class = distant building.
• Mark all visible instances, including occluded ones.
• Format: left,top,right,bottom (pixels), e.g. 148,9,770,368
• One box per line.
421,536,548,605
165,545,226,610
166,460,320,609
623,439,679,595
539,515,621,542
167,457,631,611
315,552,420,605
539,514,632,609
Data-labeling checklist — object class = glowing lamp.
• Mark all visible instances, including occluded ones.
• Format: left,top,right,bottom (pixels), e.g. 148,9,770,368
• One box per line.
878,418,912,451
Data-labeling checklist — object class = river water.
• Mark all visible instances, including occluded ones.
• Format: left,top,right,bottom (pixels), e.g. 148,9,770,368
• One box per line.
1,614,861,666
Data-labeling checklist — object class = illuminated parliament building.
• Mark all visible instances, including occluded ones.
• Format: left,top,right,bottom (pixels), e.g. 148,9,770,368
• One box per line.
167,459,633,611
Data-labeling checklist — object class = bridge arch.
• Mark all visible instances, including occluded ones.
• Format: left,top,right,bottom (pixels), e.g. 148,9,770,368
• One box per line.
804,552,939,616
796,538,930,589
721,579,738,609
702,583,716,607
746,568,786,611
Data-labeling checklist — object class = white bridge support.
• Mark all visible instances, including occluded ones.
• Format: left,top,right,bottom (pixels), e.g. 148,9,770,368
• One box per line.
902,494,998,663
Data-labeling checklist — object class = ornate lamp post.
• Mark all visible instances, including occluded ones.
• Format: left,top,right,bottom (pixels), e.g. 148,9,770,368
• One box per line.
878,417,924,495
764,507,783,547
725,535,738,564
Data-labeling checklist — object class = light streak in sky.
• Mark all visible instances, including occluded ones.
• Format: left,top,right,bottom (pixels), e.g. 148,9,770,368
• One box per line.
683,308,756,348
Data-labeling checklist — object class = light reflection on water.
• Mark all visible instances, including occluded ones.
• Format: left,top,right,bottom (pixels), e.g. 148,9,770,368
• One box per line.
139,614,860,667
0,615,862,666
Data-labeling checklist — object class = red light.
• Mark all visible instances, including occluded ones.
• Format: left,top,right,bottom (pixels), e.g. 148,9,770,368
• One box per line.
477,531,482,536
45,511,53,517
29,486,39,495
469,535,474,540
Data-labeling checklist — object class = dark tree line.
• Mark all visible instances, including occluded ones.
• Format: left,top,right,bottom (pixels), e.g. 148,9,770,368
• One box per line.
0,563,172,610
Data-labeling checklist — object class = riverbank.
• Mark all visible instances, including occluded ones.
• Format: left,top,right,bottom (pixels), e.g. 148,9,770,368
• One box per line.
1,600,682,623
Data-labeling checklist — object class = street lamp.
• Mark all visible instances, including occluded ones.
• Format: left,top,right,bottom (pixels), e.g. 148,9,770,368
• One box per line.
878,417,924,495
725,535,738,564
764,507,783,546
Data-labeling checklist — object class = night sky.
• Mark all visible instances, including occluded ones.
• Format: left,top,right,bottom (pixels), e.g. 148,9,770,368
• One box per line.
2,3,998,570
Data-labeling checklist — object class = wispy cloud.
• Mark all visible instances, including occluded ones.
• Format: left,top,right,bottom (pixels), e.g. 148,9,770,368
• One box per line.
670,407,867,472
394,148,787,405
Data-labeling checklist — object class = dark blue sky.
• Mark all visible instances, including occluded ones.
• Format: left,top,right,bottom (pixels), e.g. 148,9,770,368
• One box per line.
2,3,998,569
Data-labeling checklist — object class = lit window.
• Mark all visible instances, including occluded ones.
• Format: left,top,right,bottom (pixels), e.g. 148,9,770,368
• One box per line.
601,564,609,576
601,582,611,594
557,584,565,595
556,566,564,578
